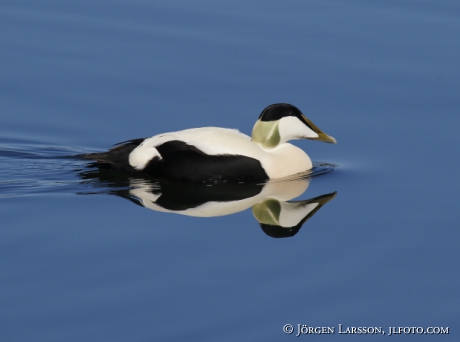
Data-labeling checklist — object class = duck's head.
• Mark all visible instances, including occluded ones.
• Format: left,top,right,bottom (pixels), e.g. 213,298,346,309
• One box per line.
251,103,337,148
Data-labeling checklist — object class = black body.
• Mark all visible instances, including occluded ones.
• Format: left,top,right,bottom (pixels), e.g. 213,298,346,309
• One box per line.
79,139,268,183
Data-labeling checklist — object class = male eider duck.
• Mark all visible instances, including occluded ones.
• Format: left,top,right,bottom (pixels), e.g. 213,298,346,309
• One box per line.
80,103,336,183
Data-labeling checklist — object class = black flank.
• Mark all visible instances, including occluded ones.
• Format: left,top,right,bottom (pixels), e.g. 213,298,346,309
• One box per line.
78,139,269,182
143,140,269,182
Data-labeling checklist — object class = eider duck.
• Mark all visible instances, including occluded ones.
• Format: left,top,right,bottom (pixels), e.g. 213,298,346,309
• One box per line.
80,103,336,182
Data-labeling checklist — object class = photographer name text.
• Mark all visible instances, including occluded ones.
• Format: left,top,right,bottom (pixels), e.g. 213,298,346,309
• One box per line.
282,324,449,336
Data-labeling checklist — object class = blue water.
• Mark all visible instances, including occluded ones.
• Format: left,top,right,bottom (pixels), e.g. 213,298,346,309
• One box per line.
1,1,459,341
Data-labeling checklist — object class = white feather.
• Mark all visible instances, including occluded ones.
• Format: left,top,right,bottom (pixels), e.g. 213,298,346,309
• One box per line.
129,146,162,170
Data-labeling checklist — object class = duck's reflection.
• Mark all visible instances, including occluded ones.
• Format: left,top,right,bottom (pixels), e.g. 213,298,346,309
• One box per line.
79,164,336,238
253,192,336,238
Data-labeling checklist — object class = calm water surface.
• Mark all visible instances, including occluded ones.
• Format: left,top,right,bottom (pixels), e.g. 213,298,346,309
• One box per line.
1,1,459,341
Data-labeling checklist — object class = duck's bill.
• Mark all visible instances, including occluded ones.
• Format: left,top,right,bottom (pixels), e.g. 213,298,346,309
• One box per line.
301,115,337,144
315,131,337,144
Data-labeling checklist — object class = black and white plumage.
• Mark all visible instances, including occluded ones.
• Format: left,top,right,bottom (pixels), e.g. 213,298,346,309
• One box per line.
79,103,336,182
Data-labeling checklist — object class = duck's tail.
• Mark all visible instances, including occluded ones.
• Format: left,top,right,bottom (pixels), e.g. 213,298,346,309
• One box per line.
77,138,145,172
